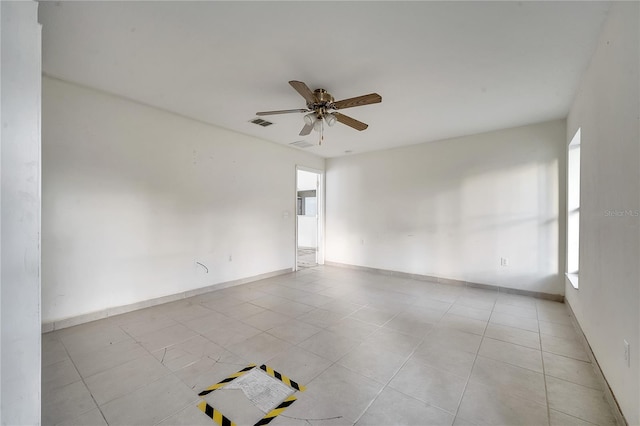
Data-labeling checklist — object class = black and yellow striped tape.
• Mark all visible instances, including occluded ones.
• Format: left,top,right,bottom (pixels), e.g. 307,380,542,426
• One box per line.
259,364,306,392
197,401,236,426
197,364,306,426
253,395,297,426
198,364,256,396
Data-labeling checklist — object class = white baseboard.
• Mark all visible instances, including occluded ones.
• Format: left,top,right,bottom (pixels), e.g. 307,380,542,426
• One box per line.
42,268,292,333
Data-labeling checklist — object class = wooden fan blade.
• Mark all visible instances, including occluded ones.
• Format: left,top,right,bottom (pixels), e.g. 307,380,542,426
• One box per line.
256,108,309,116
299,123,313,136
289,80,317,104
334,112,368,131
333,93,382,110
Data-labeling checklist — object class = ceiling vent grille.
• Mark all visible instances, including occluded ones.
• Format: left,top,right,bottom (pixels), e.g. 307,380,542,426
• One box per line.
250,118,273,127
289,140,315,149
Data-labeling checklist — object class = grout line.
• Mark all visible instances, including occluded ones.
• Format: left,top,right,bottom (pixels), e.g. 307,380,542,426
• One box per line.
450,296,492,423
536,302,553,426
56,337,110,425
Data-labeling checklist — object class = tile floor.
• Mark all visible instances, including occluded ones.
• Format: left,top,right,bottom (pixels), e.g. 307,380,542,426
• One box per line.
42,266,618,426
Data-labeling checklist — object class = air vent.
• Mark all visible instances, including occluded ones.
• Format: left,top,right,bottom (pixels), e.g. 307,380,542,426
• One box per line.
289,140,315,149
250,118,273,127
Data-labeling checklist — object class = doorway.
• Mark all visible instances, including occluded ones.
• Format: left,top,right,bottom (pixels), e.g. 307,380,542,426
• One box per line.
296,167,323,270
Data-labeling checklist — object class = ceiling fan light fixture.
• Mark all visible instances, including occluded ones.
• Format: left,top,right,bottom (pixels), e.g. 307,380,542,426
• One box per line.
313,118,323,132
325,113,337,127
303,112,316,126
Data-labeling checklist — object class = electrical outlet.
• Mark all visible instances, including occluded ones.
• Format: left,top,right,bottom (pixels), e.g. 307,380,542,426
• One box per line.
624,340,630,367
228,255,232,262
500,257,509,267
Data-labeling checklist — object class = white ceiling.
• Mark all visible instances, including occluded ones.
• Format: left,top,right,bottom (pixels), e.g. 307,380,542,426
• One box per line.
39,1,610,158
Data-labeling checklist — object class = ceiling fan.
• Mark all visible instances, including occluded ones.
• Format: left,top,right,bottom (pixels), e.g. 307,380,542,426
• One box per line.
256,80,382,143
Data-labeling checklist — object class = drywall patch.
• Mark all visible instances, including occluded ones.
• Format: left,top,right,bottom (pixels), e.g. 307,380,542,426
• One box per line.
197,364,306,426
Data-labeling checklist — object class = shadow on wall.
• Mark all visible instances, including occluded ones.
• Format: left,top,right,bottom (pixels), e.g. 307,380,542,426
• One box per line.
325,120,565,295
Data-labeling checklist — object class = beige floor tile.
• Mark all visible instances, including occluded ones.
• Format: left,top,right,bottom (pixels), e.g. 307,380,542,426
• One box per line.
118,314,177,338
56,408,108,426
156,403,218,426
42,358,81,394
411,343,476,378
151,335,226,371
452,416,478,425
173,351,250,392
484,322,541,350
242,309,292,331
538,308,573,325
541,333,589,361
543,351,601,389
478,337,543,373
41,266,620,426
469,355,547,405
493,302,538,319
384,312,435,337
298,330,361,362
284,364,384,424
59,323,133,357
438,313,487,336
266,345,332,385
223,301,267,320
42,380,97,426
489,311,539,332
72,339,148,378
327,317,380,341
267,320,323,344
457,380,548,425
348,306,396,326
402,305,448,323
338,343,409,384
539,320,579,339
359,328,422,358
549,409,598,426
546,376,617,425
357,387,454,426
388,358,467,412
448,304,492,321
495,294,537,309
226,332,293,364
84,353,171,405
319,299,364,316
297,308,346,328
136,323,199,352
42,338,70,367
453,295,496,311
200,319,262,347
422,328,483,354
100,374,199,425
181,310,234,333
411,297,453,312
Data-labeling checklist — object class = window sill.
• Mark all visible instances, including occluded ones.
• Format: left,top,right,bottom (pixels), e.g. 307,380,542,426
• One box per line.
566,273,579,289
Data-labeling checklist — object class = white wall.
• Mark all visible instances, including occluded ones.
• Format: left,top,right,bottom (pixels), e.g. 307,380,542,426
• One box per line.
326,119,566,295
0,1,42,424
42,77,323,324
565,3,639,424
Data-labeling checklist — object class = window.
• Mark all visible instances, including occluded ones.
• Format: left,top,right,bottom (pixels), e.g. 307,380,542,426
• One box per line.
567,128,581,288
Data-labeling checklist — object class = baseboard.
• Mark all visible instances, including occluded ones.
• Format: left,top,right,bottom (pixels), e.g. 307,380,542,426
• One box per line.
324,261,564,302
41,268,292,333
564,301,628,426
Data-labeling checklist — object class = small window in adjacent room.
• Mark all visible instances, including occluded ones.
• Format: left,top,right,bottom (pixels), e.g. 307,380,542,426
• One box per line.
567,128,581,288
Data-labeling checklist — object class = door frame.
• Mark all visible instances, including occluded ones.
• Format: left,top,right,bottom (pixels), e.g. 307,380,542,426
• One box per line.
295,165,325,270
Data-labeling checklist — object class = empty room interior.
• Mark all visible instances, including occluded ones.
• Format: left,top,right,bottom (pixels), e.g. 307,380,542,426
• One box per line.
1,1,639,425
